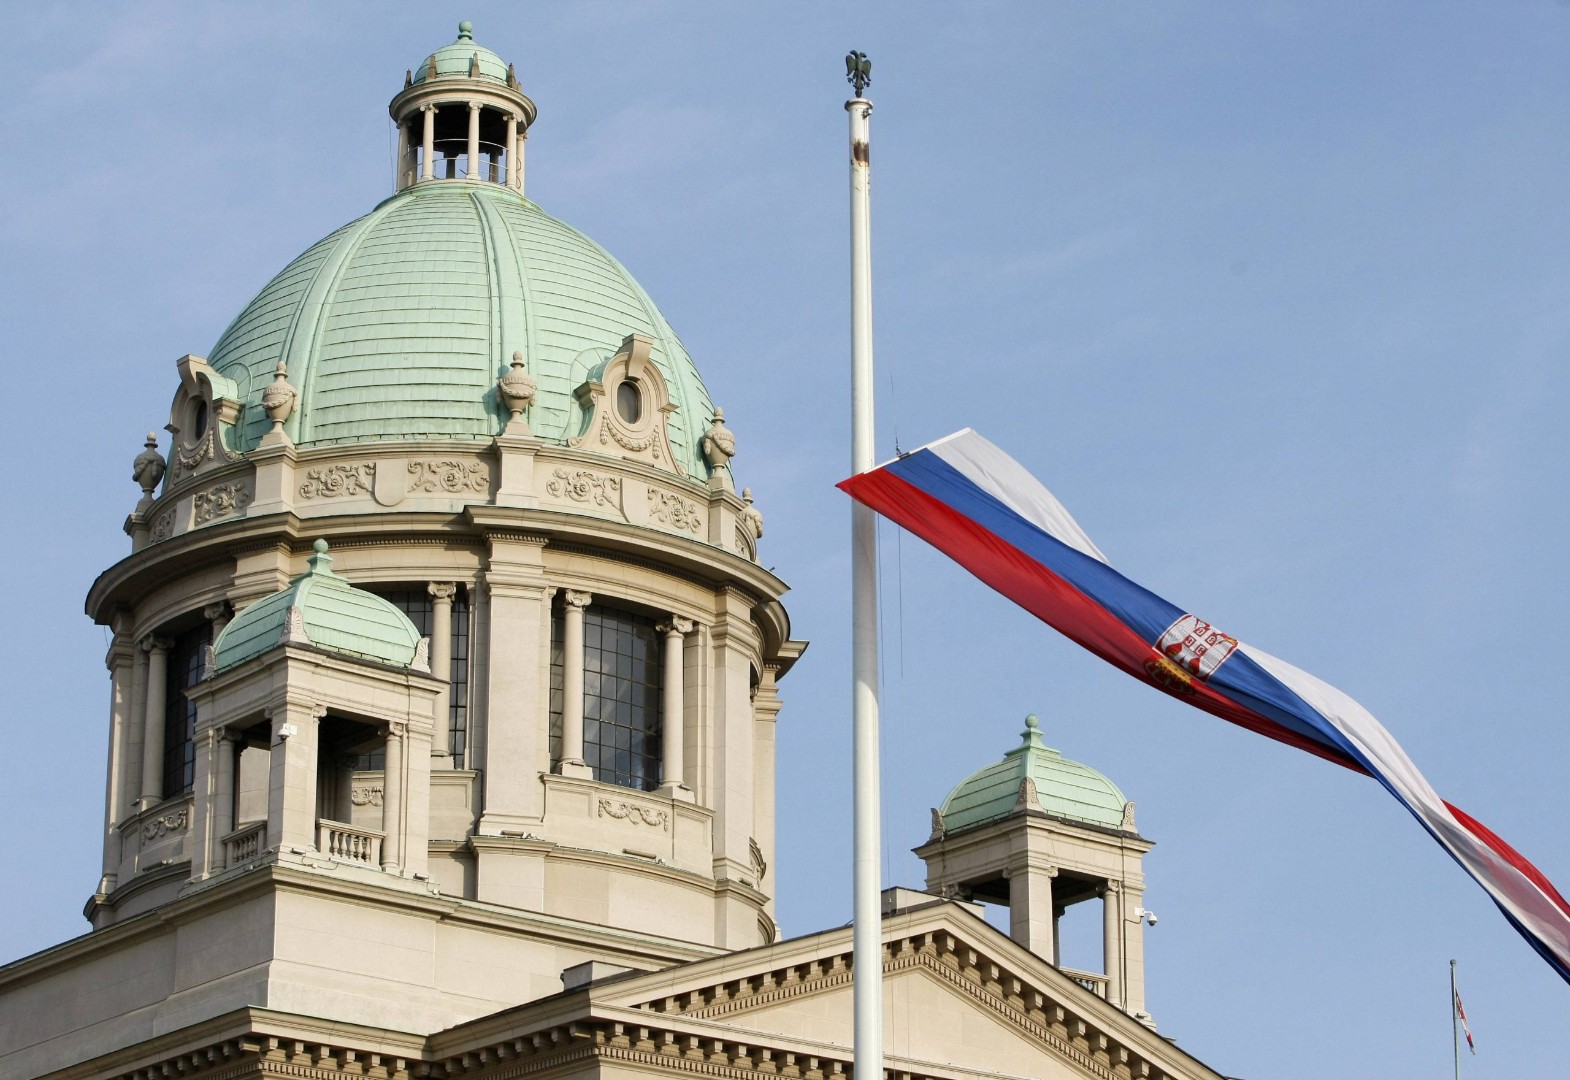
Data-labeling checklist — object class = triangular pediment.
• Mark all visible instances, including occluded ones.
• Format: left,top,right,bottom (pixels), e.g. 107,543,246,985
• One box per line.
586,902,1224,1080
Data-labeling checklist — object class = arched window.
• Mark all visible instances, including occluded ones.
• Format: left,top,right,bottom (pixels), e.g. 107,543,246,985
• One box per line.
163,624,210,796
550,603,662,790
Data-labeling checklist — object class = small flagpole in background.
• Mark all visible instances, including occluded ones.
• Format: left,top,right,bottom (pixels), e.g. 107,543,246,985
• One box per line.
1451,959,1460,1080
845,50,883,1080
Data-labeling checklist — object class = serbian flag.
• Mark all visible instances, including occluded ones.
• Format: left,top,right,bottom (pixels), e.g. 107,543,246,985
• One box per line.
1454,984,1477,1053
838,428,1570,985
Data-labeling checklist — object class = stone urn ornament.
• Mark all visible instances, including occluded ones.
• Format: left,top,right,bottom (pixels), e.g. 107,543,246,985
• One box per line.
702,407,736,488
739,487,764,543
260,360,298,446
498,350,537,435
131,432,166,512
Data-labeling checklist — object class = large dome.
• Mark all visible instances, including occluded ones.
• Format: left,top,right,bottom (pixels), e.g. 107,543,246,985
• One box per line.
206,181,715,477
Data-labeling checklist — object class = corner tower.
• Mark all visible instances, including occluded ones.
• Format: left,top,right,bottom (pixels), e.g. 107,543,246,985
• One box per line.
916,714,1156,1021
23,23,804,1061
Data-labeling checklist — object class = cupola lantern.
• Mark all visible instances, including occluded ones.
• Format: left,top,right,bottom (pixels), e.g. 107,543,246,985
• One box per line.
388,21,536,193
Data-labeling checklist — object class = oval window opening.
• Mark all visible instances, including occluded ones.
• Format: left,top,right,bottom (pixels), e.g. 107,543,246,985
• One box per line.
191,400,209,439
616,380,643,424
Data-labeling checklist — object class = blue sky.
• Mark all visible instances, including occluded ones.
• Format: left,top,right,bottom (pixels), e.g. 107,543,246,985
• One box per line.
2,4,1567,1077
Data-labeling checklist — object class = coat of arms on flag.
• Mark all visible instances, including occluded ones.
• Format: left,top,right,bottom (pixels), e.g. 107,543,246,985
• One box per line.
1145,615,1239,693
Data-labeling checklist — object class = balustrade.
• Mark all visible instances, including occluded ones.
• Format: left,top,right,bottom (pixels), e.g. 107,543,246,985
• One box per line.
317,818,384,866
221,821,267,868
1060,966,1110,999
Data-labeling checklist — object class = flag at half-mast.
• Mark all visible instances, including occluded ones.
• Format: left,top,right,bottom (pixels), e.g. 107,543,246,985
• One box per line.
837,428,1570,985
1454,984,1477,1054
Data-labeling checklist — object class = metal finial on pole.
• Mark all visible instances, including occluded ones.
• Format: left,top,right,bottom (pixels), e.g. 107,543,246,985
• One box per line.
846,51,872,98
845,54,882,1080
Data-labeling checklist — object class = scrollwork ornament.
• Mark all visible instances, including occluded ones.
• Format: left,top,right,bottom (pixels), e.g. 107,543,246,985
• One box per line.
298,462,375,499
141,810,188,840
545,467,621,507
407,459,489,494
351,785,384,807
193,481,251,525
151,509,175,543
647,489,703,533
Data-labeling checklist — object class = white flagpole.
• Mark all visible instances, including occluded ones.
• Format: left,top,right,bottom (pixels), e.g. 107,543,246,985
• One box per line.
845,53,883,1080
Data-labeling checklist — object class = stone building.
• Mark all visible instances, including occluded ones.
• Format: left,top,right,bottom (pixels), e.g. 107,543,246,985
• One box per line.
0,24,1226,1080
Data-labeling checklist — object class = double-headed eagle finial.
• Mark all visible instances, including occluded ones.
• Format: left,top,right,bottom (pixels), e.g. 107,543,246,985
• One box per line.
845,51,872,98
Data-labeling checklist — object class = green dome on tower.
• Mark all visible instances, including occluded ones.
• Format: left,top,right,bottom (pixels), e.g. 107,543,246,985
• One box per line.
411,21,510,84
205,182,716,476
939,715,1132,834
213,540,423,672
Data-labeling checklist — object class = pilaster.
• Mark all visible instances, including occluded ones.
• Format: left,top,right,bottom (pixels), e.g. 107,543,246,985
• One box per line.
266,700,323,853
475,531,550,833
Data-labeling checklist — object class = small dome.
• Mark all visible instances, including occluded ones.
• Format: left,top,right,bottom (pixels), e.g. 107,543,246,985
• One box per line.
939,715,1131,834
411,21,509,85
205,182,715,476
213,540,422,671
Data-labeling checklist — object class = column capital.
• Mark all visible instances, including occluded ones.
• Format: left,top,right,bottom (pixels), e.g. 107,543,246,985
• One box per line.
658,615,695,637
468,100,483,112
419,102,437,113
140,633,173,654
202,602,229,623
427,581,459,602
563,589,593,609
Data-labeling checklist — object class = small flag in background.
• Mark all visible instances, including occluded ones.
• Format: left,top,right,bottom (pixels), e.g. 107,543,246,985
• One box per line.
1454,984,1476,1054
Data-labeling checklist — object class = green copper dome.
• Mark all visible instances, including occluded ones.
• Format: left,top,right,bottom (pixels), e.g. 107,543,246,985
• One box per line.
205,181,715,476
213,541,422,672
940,715,1131,834
411,21,509,84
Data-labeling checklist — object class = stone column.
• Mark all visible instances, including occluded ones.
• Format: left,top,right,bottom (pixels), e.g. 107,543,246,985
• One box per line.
213,727,235,871
710,587,760,945
381,721,405,871
395,120,410,189
467,102,481,179
1007,860,1058,960
558,590,593,777
1101,881,1124,1007
266,701,322,853
99,617,137,893
421,104,436,180
428,582,456,765
138,635,172,807
1123,887,1148,1016
504,113,518,188
657,616,694,800
514,129,527,195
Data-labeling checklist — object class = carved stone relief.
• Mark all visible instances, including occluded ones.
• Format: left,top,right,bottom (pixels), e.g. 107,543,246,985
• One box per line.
546,467,623,512
299,462,374,499
407,459,489,494
749,837,768,882
151,509,175,543
597,798,670,832
646,489,703,534
142,810,188,840
351,785,384,807
193,481,252,525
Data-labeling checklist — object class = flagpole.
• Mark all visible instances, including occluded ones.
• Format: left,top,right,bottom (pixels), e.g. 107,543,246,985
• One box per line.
845,52,883,1080
1450,959,1460,1080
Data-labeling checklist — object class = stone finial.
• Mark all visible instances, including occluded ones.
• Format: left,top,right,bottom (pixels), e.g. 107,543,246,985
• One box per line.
507,62,517,89
132,432,166,511
259,360,298,449
1121,800,1137,832
739,487,764,542
200,644,217,682
702,407,736,475
498,350,537,436
412,636,432,674
426,55,438,81
469,53,481,78
928,807,945,842
457,20,474,41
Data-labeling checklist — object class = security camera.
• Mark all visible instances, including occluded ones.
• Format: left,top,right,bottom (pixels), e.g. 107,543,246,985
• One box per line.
1134,907,1158,926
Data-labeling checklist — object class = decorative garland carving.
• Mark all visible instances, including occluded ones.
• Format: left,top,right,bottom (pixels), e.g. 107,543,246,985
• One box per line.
350,785,384,807
193,481,251,525
546,467,621,507
298,462,374,499
604,426,659,455
142,809,188,840
597,798,670,831
646,489,702,534
407,459,489,494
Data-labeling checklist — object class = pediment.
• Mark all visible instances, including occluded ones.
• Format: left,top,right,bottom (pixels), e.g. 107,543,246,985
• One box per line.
591,905,1223,1080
